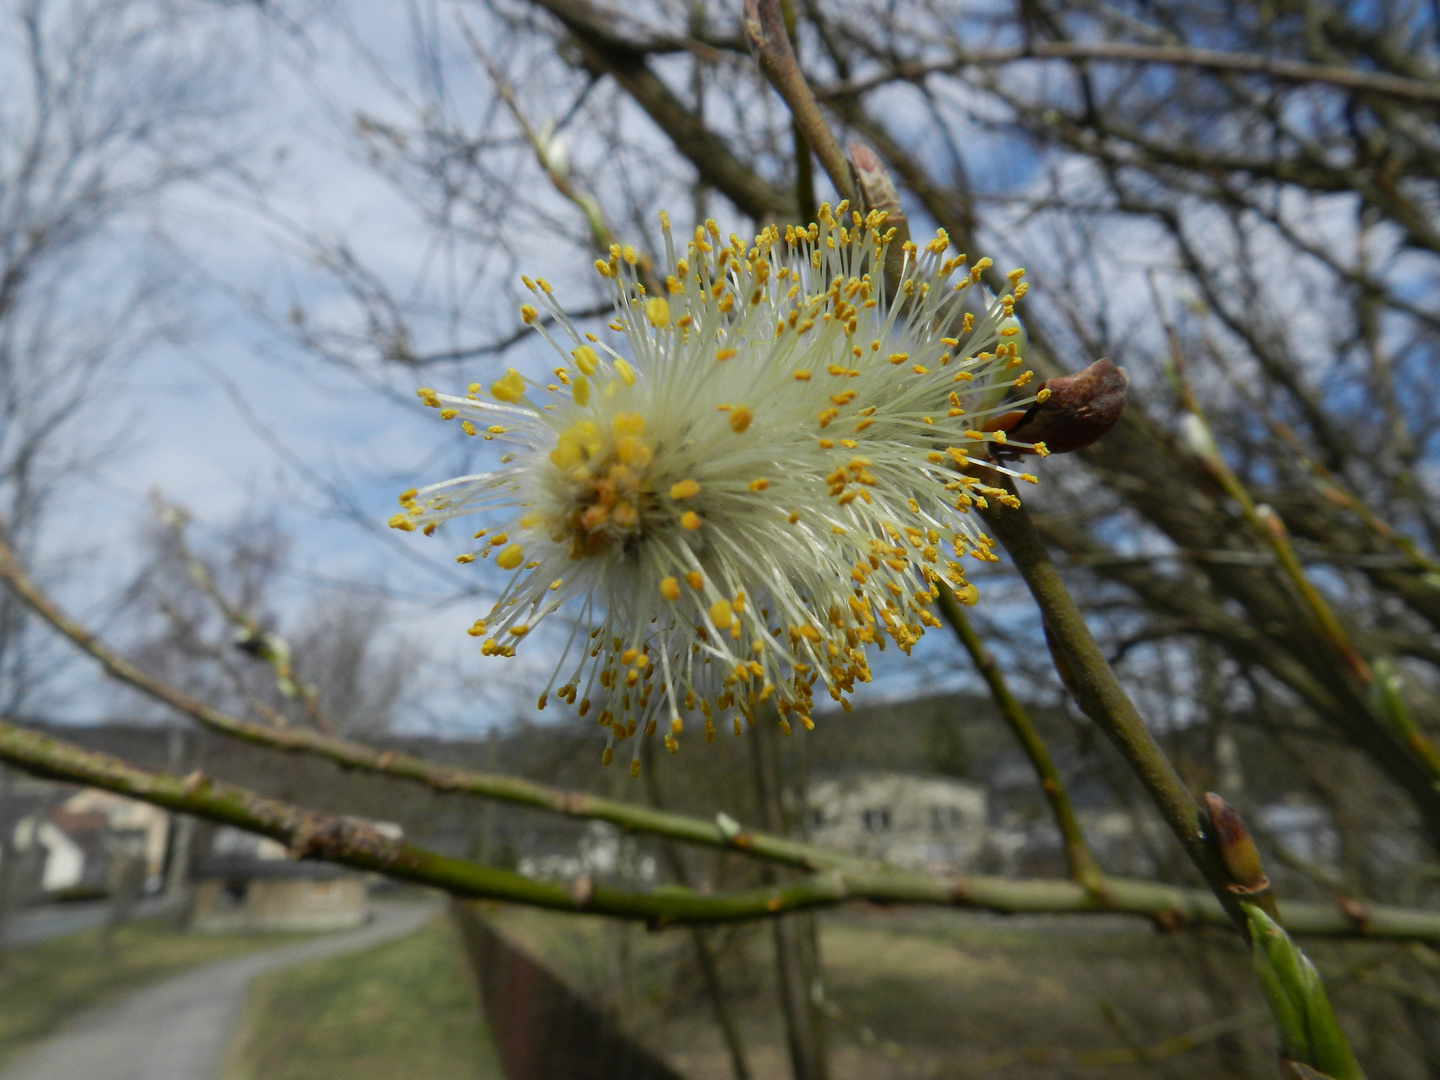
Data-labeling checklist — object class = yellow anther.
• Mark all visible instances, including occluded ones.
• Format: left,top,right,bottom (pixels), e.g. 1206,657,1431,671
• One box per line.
496,544,524,570
615,359,636,386
681,511,702,530
612,412,645,439
749,478,770,491
715,348,737,362
645,297,671,327
461,421,476,436
1037,387,1052,403
490,369,526,403
573,376,591,406
793,369,812,380
685,571,705,590
520,305,538,323
660,576,681,601
388,514,416,532
887,352,909,365
616,435,651,468
572,345,599,375
670,479,701,500
710,599,734,630
729,406,753,433
455,553,475,564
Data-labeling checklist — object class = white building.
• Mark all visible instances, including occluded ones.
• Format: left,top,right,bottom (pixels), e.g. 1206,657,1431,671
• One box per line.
806,773,988,872
12,788,172,895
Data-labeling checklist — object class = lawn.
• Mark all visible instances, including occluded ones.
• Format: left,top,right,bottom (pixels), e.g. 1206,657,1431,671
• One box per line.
0,916,301,1068
487,905,1430,1079
215,902,1434,1080
221,914,502,1080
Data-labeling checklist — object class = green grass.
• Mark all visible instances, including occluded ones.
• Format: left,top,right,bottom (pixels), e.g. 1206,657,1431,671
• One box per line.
0,918,300,1068
222,916,501,1080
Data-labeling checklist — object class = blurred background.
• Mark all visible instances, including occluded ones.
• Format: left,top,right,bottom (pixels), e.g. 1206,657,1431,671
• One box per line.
0,0,1438,1075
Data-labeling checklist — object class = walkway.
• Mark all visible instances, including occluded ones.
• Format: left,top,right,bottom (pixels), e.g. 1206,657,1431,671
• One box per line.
0,902,437,1080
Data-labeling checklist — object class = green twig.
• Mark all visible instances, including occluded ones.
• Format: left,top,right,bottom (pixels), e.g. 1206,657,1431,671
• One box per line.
1161,319,1372,685
2,717,1436,936
5,528,1440,938
975,485,1249,933
936,590,1105,894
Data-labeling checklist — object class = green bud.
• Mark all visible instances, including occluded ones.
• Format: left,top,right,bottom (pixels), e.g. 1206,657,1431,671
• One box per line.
1372,658,1417,740
1246,905,1365,1080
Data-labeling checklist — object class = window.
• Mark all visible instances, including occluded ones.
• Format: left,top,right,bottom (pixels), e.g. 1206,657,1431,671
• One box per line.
861,808,891,832
931,806,964,831
221,878,248,907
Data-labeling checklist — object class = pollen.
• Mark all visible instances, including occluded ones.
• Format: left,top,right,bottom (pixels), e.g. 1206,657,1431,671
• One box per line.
670,479,701,500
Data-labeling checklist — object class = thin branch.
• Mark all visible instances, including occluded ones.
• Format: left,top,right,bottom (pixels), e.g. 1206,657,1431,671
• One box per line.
397,304,614,367
971,1006,1271,1072
818,42,1440,107
937,591,1105,893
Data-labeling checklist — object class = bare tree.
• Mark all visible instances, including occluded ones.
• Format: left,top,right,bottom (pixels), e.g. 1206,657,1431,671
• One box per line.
0,0,248,714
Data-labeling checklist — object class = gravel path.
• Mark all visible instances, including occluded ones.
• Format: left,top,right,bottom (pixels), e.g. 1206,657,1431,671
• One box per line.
0,902,437,1080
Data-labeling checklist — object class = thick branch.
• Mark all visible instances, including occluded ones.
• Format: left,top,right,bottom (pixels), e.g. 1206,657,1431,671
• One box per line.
743,0,854,205
977,486,1249,933
0,717,1434,936
527,0,793,219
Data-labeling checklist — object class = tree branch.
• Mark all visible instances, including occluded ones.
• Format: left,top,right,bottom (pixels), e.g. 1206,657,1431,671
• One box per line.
819,42,1440,108
0,716,1435,935
937,591,1105,893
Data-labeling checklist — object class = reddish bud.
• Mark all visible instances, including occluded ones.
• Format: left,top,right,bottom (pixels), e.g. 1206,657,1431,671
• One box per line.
1205,792,1270,895
1001,358,1129,454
